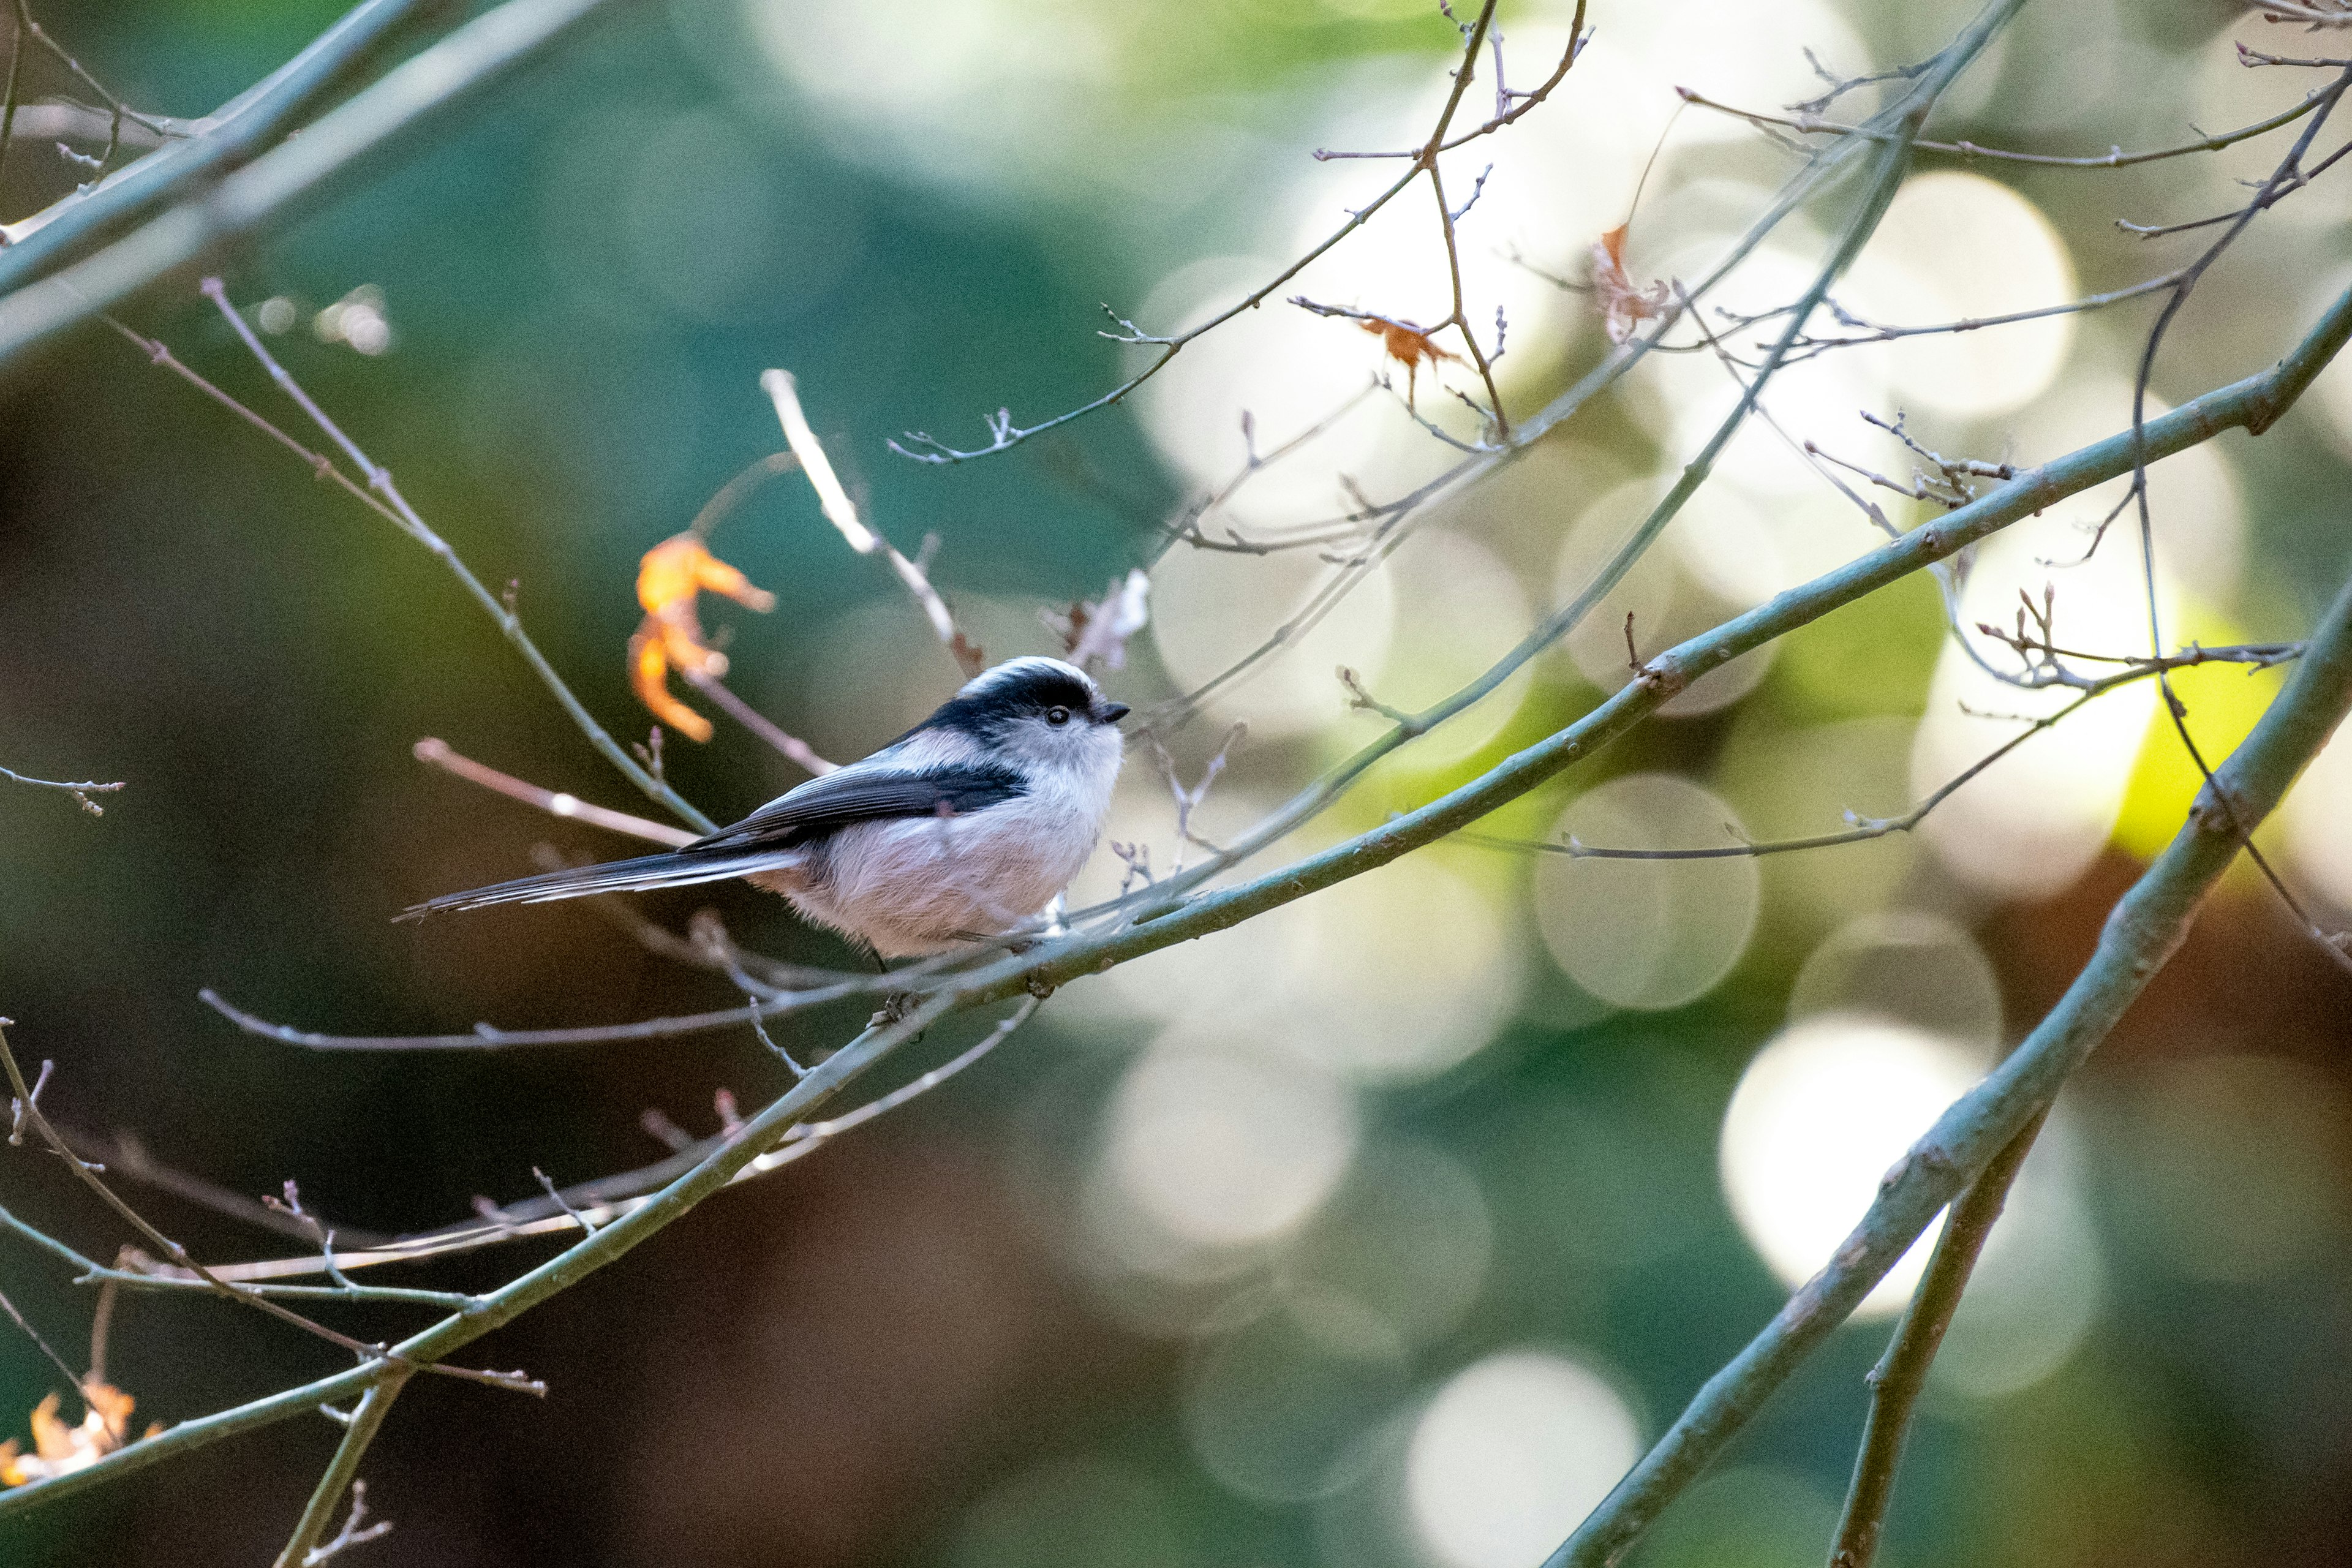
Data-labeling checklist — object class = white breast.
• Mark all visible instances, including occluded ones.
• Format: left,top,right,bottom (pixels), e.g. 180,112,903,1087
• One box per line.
783,752,1119,957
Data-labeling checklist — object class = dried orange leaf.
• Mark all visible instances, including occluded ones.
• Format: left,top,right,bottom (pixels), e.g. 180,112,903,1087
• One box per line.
1356,317,1459,409
628,626,715,744
628,532,774,742
1591,224,1670,345
1,1382,146,1487
638,533,777,616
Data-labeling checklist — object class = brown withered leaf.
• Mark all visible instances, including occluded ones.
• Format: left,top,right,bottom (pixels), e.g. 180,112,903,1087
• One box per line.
1357,317,1459,409
1591,225,1670,345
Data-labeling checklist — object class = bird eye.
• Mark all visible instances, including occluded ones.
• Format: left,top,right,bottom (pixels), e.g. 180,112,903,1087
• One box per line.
1046,706,1071,726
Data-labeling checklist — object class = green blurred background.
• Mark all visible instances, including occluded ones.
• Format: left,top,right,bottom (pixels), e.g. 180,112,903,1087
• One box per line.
3,0,2351,1564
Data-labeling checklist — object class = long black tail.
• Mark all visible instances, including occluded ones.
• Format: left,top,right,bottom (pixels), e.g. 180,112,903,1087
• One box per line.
399,846,793,921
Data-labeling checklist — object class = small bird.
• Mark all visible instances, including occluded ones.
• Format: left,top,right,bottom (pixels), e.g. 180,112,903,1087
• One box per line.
406,657,1130,957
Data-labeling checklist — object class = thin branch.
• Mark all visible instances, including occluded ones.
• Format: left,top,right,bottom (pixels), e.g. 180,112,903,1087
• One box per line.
676,667,837,775
1675,78,2333,168
410,739,699,848
761,368,983,677
0,1280,88,1398
190,280,718,833
273,1376,407,1568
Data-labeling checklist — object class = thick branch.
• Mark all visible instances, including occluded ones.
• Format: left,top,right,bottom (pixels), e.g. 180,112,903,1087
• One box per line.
0,0,624,374
0,0,441,294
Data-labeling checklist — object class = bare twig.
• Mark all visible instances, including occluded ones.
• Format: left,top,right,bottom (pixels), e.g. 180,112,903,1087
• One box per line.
411,739,699,848
0,1280,88,1399
301,1478,393,1566
0,764,124,816
170,287,717,833
891,0,1586,462
761,368,983,677
676,667,837,775
1676,78,2334,168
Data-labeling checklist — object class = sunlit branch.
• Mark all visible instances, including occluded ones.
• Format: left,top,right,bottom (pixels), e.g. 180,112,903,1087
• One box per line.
1675,77,2332,168
888,0,1578,464
1544,559,2352,1568
411,739,699,848
762,367,983,677
1826,1111,2048,1568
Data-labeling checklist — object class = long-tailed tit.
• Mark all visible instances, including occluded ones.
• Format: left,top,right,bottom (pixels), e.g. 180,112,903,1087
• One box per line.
406,657,1130,957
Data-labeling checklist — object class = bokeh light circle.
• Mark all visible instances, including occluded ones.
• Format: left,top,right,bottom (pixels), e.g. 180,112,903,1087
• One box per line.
1787,910,2003,1049
1533,774,1762,1011
1841,170,2078,418
1097,1032,1360,1261
1719,1013,1989,1316
1183,1310,1408,1503
1405,1351,1643,1568
2283,714,2352,910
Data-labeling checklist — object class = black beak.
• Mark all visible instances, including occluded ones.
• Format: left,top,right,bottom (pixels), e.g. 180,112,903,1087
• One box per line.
1098,702,1131,725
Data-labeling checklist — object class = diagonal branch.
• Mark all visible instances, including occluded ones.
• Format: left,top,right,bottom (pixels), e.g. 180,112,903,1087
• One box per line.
0,1,443,290
1826,1110,2049,1568
1541,560,2352,1568
0,0,627,374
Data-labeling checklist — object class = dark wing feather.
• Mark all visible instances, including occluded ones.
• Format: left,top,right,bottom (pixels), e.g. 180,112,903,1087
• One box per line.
690,761,1027,853
401,762,1027,920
